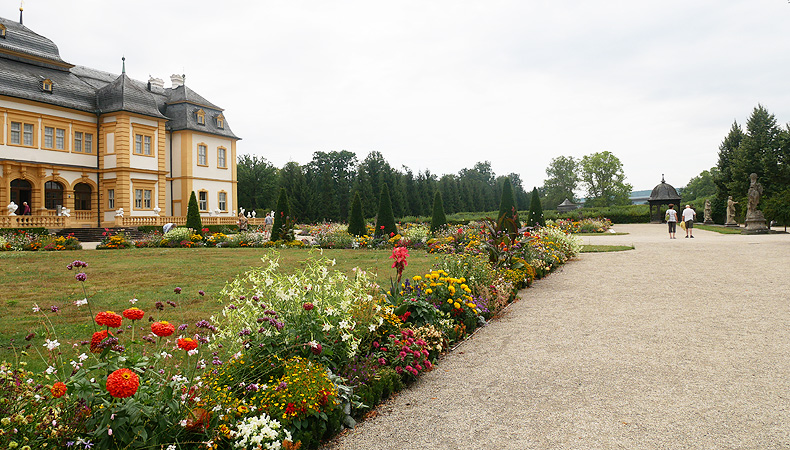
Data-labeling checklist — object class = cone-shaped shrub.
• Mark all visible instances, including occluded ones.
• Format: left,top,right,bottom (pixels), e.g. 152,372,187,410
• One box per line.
375,183,397,237
185,191,203,231
497,178,520,229
527,187,545,227
348,192,366,236
271,188,290,241
430,191,448,233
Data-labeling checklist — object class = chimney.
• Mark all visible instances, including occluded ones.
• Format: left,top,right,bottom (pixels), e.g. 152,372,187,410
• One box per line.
170,74,184,88
148,76,165,93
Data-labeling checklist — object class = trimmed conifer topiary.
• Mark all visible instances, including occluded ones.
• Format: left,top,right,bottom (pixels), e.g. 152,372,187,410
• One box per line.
271,188,290,241
347,192,366,236
185,191,203,231
430,191,448,233
375,183,397,237
497,178,520,229
527,187,545,227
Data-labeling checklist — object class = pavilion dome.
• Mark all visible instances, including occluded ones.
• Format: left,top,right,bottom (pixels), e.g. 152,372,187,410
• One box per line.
648,175,680,202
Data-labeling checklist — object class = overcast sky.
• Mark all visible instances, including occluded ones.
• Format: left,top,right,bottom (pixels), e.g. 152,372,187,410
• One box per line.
9,0,790,192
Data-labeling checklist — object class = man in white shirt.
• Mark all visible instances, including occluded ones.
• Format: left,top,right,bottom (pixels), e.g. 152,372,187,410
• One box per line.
682,204,696,238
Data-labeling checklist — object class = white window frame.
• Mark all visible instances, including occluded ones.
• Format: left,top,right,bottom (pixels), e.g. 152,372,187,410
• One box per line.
218,192,227,211
135,189,143,209
10,122,20,144
198,191,208,211
198,145,207,166
74,131,83,152
108,189,115,209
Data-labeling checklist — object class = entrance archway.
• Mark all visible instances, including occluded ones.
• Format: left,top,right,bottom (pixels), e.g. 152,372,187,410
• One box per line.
74,183,92,210
10,179,32,214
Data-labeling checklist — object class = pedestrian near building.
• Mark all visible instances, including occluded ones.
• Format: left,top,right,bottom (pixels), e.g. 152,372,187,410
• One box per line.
682,204,696,238
665,204,678,239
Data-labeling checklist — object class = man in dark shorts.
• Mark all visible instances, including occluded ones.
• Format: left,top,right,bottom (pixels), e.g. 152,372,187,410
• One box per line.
682,204,696,238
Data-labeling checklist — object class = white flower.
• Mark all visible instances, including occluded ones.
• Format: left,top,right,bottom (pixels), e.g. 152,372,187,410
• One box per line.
180,419,188,427
32,304,40,312
188,349,199,356
78,353,88,362
74,298,88,307
308,340,319,349
43,339,60,351
34,394,42,401
322,323,333,332
129,298,139,304
341,333,352,342
338,320,349,329
167,446,177,450
368,324,377,332
45,365,57,375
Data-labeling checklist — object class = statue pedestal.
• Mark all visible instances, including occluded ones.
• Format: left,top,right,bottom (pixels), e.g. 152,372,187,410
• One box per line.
724,221,739,228
744,210,768,232
703,218,713,224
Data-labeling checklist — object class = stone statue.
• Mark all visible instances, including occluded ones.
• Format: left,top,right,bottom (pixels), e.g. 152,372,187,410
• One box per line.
747,173,763,216
7,202,18,216
213,208,220,216
61,208,70,217
745,173,767,232
153,206,161,216
251,210,257,218
115,208,124,217
725,196,738,226
703,199,713,224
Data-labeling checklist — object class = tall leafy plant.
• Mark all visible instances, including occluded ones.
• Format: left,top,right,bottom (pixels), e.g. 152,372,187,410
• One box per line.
347,192,366,236
527,187,545,227
497,177,520,229
185,191,203,231
375,183,397,237
430,191,448,233
271,188,290,241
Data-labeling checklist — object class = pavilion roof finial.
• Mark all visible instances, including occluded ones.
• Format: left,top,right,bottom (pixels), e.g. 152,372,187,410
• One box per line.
122,56,126,74
19,0,24,25
661,174,665,183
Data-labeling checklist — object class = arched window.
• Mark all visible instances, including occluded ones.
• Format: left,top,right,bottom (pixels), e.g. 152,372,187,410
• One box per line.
45,181,64,210
10,179,32,209
74,183,92,210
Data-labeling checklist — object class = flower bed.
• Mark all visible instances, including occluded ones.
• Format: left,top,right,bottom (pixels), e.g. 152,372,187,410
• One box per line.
0,230,82,251
3,221,581,449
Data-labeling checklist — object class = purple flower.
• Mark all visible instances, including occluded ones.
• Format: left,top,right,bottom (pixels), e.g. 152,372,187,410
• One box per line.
227,304,237,310
275,381,288,391
239,295,246,300
167,300,177,308
25,332,35,341
252,295,259,301
198,290,205,296
155,301,164,311
75,272,87,282
178,324,188,331
174,287,182,294
50,305,59,313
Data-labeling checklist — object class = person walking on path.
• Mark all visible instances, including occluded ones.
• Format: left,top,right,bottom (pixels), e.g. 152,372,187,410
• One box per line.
665,204,678,239
682,204,696,238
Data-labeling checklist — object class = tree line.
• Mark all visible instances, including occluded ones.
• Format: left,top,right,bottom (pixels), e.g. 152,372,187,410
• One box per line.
681,104,790,225
540,151,632,209
237,151,531,221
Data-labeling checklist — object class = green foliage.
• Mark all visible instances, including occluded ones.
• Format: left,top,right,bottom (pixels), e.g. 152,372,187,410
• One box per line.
185,191,203,231
552,205,649,224
347,192,366,236
762,186,790,228
580,151,632,207
237,154,279,212
430,191,448,233
542,155,579,208
271,188,290,242
681,169,718,202
375,183,397,237
527,187,545,227
497,177,520,229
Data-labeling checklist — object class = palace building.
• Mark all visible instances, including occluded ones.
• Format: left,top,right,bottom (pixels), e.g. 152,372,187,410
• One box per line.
0,12,239,228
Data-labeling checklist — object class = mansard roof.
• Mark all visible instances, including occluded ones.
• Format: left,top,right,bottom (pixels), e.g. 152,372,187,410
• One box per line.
0,15,239,139
0,16,73,71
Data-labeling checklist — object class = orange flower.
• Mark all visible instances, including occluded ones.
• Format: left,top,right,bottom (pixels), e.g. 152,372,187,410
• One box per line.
177,337,198,351
122,307,145,321
51,381,67,398
90,330,114,353
95,311,123,328
106,368,140,398
151,321,175,337
184,407,211,432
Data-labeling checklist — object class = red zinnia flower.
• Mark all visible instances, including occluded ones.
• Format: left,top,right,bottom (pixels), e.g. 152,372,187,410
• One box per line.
177,337,198,351
90,330,114,353
106,368,140,398
151,321,175,337
51,381,67,398
95,311,123,328
123,307,144,321
302,302,314,311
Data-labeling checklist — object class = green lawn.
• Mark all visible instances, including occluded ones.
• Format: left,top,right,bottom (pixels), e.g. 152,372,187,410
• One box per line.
0,247,435,365
581,244,634,252
694,224,743,234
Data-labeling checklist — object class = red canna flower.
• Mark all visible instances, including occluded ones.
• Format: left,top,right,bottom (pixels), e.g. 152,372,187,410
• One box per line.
106,368,140,398
95,311,123,328
151,321,175,337
51,381,67,398
123,307,144,321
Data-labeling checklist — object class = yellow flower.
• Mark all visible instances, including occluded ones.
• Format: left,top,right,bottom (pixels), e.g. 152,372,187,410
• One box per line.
426,289,433,294
413,275,422,281
453,302,461,309
447,299,452,304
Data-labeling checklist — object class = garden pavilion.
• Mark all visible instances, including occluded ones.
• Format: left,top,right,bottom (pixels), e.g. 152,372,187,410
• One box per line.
647,175,681,223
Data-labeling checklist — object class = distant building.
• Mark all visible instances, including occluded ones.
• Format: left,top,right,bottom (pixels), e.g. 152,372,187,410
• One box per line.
0,13,239,227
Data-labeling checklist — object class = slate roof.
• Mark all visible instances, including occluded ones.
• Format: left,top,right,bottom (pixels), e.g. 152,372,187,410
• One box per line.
0,15,239,139
648,176,681,202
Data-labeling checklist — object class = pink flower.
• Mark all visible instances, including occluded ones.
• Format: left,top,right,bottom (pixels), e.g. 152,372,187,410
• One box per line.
389,246,409,268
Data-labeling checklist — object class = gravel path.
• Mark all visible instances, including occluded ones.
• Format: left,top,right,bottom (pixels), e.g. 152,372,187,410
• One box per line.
322,224,790,449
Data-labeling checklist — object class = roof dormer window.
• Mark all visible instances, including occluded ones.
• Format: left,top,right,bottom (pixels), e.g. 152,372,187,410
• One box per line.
42,79,54,93
216,114,225,129
196,109,206,125
0,24,7,39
